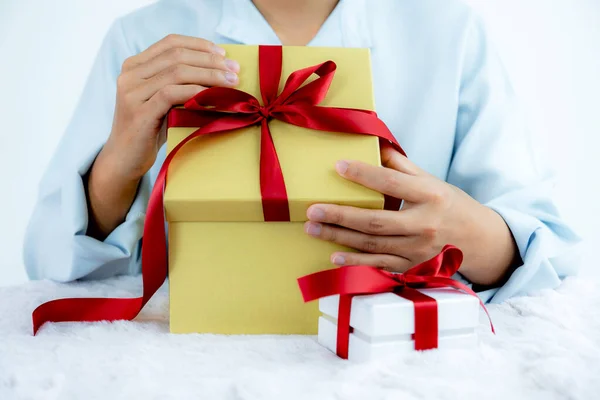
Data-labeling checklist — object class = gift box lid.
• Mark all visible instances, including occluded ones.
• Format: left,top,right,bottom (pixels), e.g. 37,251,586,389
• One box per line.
319,288,480,337
163,45,384,223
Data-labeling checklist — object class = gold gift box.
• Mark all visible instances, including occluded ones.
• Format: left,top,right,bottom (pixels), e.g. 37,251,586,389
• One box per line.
164,45,384,334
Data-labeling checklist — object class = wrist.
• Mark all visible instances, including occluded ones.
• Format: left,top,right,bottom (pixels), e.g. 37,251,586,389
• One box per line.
456,201,519,286
85,145,142,239
98,138,146,185
90,146,141,205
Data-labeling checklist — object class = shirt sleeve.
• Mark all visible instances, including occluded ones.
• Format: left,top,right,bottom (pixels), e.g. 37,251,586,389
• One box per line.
23,18,150,282
447,11,581,303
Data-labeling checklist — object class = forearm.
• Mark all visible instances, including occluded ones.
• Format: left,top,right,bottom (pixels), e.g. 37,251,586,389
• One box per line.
85,147,141,241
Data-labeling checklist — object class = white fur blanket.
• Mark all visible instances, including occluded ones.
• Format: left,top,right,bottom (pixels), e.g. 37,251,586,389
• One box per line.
1,276,598,400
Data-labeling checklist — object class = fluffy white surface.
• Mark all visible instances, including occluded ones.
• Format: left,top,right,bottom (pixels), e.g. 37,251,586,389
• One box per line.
1,276,599,400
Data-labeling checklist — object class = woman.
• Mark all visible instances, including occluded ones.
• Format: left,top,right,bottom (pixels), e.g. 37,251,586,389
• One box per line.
24,0,580,303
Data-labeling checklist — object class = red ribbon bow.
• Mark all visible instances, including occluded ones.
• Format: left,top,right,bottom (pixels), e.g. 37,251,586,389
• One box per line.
31,45,406,334
170,45,406,220
297,245,495,359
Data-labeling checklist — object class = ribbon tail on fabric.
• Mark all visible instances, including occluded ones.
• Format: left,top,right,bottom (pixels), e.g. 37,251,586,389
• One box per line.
31,118,258,334
32,166,169,335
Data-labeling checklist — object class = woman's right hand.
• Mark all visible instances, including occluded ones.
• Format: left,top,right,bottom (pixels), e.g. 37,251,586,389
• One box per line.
101,34,240,181
87,35,240,239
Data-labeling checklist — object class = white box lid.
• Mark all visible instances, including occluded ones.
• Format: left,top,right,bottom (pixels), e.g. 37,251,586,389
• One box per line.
319,288,480,337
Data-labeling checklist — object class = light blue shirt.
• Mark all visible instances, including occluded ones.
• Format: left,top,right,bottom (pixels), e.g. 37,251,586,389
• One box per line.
23,0,581,303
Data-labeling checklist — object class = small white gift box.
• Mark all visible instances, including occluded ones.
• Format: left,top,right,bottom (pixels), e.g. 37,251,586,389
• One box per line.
318,288,480,362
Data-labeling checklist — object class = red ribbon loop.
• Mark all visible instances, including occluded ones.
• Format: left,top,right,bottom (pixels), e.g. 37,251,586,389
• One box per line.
297,245,495,359
31,45,406,335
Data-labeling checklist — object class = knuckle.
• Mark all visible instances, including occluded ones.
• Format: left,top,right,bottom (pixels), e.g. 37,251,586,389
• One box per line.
163,64,177,78
164,33,180,45
168,64,186,81
169,47,186,62
157,86,174,102
366,213,385,234
209,52,223,66
121,56,135,71
428,186,450,205
324,227,337,242
422,223,439,240
200,38,214,51
363,238,379,253
116,73,129,90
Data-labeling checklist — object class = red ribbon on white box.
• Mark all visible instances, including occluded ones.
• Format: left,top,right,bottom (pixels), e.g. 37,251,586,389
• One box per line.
297,245,495,359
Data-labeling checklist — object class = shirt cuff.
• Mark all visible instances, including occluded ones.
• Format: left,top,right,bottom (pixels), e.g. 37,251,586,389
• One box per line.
24,148,150,282
474,203,581,304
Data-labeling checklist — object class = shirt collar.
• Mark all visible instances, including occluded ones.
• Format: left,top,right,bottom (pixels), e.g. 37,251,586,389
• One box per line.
215,0,373,48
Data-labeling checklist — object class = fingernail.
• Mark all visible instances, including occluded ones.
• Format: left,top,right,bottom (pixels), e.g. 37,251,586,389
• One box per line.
225,71,238,84
212,45,226,56
225,59,240,73
336,160,349,175
307,206,325,221
332,255,346,265
305,222,322,236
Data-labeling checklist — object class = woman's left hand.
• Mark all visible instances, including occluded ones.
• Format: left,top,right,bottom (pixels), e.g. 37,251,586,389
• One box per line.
304,144,519,286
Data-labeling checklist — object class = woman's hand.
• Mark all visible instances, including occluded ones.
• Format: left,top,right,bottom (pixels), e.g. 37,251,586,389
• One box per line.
87,34,240,239
100,34,240,182
304,143,519,286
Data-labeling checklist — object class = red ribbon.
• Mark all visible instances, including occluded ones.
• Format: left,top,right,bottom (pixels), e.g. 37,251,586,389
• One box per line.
297,245,495,359
31,45,406,334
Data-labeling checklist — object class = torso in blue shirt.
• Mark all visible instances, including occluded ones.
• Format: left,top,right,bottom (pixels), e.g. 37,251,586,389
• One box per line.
23,0,580,304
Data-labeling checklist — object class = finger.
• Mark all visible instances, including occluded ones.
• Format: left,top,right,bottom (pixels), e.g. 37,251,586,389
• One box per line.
335,160,428,202
134,65,237,102
305,222,400,254
306,204,419,236
330,252,412,273
380,142,421,175
140,84,206,120
123,34,224,72
133,48,239,80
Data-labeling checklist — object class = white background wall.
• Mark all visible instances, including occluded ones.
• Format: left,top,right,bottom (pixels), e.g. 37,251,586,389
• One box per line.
0,0,598,286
